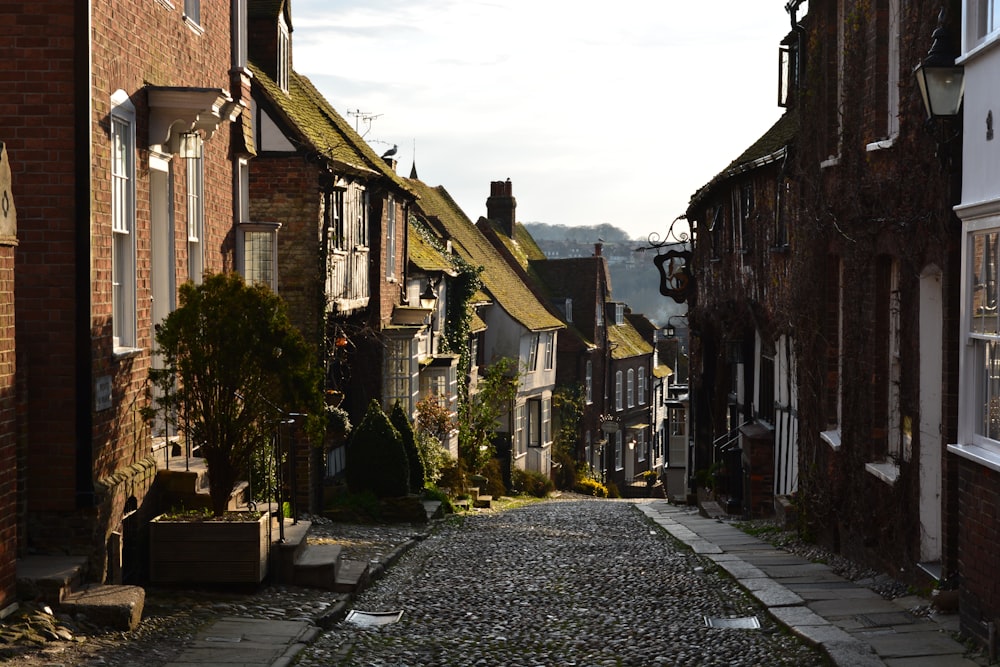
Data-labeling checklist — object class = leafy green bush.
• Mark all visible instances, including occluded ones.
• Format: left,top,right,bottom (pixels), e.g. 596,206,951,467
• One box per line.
415,431,451,486
390,401,424,494
346,400,409,498
513,468,554,498
573,478,608,497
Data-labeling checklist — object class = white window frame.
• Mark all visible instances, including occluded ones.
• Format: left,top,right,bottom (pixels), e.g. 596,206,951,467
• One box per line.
627,368,635,408
952,207,1000,472
384,336,414,413
542,395,551,444
183,0,202,32
638,367,646,405
614,431,623,470
514,403,526,458
111,91,137,351
237,222,280,291
615,303,624,325
543,332,554,370
867,0,900,151
277,13,290,92
385,194,396,280
615,370,623,411
637,430,645,463
967,0,1000,49
232,0,247,69
187,151,204,283
528,333,540,371
585,359,593,404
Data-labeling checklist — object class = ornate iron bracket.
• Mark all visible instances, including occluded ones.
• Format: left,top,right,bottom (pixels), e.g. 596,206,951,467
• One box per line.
636,215,694,304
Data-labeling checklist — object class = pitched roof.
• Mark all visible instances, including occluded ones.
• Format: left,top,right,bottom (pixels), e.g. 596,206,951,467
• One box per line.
529,256,611,348
404,178,563,333
478,218,547,270
408,220,457,275
249,64,413,194
608,319,653,360
689,111,798,211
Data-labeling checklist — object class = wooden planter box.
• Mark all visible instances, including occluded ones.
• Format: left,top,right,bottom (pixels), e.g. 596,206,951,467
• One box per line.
149,512,269,584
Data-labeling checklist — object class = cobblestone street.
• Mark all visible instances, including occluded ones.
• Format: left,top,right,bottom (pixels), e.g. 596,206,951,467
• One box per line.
297,498,827,667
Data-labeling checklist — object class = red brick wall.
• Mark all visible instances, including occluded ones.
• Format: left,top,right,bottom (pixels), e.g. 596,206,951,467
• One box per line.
0,247,17,611
6,0,238,569
956,459,1000,646
248,156,324,347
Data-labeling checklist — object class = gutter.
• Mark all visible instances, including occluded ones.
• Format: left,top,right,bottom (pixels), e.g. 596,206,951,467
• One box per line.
74,0,95,508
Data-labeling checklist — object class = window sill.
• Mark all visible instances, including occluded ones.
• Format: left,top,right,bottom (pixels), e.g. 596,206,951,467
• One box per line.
947,443,1000,474
184,15,205,35
865,137,896,152
820,429,841,451
113,346,144,360
865,461,899,486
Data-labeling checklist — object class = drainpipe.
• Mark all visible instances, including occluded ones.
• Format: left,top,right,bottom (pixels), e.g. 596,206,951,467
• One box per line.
74,0,95,508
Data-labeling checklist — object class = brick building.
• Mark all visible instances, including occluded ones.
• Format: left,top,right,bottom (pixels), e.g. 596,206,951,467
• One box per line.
247,2,418,500
687,0,959,591
2,0,249,583
951,0,1000,646
0,146,17,614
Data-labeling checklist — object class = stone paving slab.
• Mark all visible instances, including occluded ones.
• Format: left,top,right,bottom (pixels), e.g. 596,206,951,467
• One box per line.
163,616,317,667
645,501,980,667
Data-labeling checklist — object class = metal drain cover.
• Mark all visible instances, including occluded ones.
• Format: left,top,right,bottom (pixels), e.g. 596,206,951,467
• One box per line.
704,616,761,629
345,610,403,627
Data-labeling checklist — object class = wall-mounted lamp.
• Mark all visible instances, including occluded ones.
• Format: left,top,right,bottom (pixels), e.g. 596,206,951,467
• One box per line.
419,279,439,310
179,131,203,159
913,10,964,119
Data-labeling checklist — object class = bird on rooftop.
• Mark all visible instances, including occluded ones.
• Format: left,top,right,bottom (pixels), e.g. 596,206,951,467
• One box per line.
382,144,398,158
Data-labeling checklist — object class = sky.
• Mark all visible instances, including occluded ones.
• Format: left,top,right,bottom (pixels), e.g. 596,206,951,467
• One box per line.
291,1,793,242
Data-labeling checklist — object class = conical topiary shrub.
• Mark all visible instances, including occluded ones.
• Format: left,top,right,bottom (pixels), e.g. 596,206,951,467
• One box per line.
390,401,424,494
346,400,409,498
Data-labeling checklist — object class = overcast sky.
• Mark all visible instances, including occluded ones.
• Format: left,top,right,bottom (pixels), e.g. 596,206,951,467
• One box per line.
291,1,793,242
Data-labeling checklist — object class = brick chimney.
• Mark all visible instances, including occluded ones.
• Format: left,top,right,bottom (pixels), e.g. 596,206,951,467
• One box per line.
594,242,603,257
486,178,516,237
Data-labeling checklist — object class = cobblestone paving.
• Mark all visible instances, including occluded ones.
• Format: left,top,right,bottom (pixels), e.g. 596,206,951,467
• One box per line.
297,498,829,667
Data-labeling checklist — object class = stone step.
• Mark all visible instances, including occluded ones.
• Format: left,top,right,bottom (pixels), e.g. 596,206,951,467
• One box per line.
15,555,88,605
453,498,470,511
466,487,480,501
59,584,145,632
293,544,342,590
473,495,493,509
334,559,369,593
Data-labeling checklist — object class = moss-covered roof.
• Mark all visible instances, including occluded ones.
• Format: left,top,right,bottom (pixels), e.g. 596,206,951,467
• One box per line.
608,319,653,360
653,364,673,379
408,220,457,274
249,63,414,195
404,178,563,333
688,112,798,211
478,219,547,270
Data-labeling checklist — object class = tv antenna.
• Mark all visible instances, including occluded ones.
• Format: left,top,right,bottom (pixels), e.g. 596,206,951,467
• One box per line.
347,109,382,138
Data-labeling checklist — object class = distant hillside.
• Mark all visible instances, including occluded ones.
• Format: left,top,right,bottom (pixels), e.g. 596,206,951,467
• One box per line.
526,226,686,326
522,222,634,244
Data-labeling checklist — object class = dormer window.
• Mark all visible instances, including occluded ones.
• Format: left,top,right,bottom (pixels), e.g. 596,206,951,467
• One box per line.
277,14,290,93
615,303,624,326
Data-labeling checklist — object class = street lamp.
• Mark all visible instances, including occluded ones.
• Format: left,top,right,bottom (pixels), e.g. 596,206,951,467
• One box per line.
419,278,438,310
913,10,964,119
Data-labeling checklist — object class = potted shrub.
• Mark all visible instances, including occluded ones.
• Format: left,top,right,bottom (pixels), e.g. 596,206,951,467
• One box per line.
144,273,324,582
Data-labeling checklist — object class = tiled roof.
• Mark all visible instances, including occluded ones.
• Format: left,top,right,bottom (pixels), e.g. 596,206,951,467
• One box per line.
529,257,611,348
479,219,547,270
689,112,798,210
249,63,414,195
608,320,653,360
408,220,457,274
404,178,564,333
248,0,284,19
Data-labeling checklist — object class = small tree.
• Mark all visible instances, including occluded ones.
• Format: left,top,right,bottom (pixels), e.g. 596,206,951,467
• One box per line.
346,400,409,498
144,272,324,517
458,357,519,474
415,394,455,486
390,401,424,494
